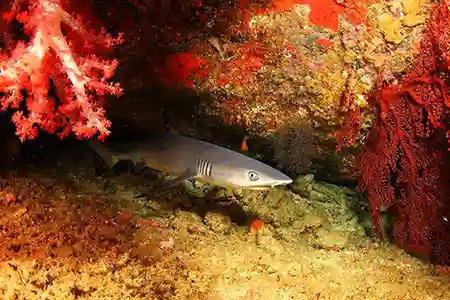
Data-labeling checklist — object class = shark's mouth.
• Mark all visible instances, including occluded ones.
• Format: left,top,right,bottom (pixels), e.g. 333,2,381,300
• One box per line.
271,181,292,188
246,182,291,190
247,186,271,191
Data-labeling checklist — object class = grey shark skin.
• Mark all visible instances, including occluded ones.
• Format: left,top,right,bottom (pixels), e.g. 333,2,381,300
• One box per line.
89,131,293,190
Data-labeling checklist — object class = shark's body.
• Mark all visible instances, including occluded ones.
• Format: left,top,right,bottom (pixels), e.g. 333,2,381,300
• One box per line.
89,131,292,190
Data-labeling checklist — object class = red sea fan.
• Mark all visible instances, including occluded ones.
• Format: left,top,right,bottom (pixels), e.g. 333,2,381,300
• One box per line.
338,1,450,265
0,0,123,141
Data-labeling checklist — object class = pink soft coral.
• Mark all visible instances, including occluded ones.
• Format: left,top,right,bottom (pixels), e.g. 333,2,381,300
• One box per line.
0,0,123,141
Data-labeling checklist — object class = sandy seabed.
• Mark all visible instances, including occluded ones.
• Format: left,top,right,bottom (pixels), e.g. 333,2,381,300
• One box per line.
0,144,448,300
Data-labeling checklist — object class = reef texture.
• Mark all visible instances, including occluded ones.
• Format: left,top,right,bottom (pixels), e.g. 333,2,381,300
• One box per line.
338,1,450,265
98,0,431,140
0,0,433,161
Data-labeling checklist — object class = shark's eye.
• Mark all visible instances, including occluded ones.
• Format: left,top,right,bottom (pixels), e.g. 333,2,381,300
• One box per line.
248,171,259,181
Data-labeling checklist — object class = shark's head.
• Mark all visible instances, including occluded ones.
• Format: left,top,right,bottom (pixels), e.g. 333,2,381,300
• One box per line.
210,160,293,189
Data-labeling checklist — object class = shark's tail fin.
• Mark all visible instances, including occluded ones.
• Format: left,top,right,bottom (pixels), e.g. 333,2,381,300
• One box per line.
88,139,118,168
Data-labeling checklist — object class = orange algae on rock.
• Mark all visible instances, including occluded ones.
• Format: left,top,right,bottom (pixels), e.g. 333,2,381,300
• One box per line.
156,52,210,88
316,38,334,48
156,40,266,89
217,43,266,87
298,0,380,31
239,0,382,31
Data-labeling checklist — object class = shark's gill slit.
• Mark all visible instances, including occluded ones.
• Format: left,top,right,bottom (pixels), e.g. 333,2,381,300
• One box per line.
197,159,212,176
206,161,212,176
197,159,202,175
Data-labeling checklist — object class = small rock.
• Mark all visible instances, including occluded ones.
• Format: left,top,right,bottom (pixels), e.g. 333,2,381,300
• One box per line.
273,227,295,242
170,210,203,231
159,237,174,250
289,174,314,197
314,229,350,250
115,190,137,202
233,188,245,199
13,207,28,218
182,180,207,198
308,190,330,203
187,224,206,234
203,212,232,234
255,230,284,255
298,212,326,233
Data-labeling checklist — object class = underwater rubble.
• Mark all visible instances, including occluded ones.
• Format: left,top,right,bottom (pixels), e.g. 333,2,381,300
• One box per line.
0,141,448,299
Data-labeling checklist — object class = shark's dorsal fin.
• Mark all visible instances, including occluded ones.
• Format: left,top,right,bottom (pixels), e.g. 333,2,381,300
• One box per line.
168,126,179,135
161,108,179,135
160,167,197,190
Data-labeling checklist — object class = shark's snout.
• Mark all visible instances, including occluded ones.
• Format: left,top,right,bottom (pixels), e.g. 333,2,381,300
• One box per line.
271,178,293,187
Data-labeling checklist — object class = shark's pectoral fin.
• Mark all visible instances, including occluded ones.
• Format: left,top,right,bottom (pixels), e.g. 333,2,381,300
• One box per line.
159,168,198,190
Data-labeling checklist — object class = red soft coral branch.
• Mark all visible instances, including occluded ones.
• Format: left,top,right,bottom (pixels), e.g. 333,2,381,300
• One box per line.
0,0,123,141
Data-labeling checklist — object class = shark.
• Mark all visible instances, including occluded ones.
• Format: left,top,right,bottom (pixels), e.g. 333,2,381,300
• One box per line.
88,129,293,190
